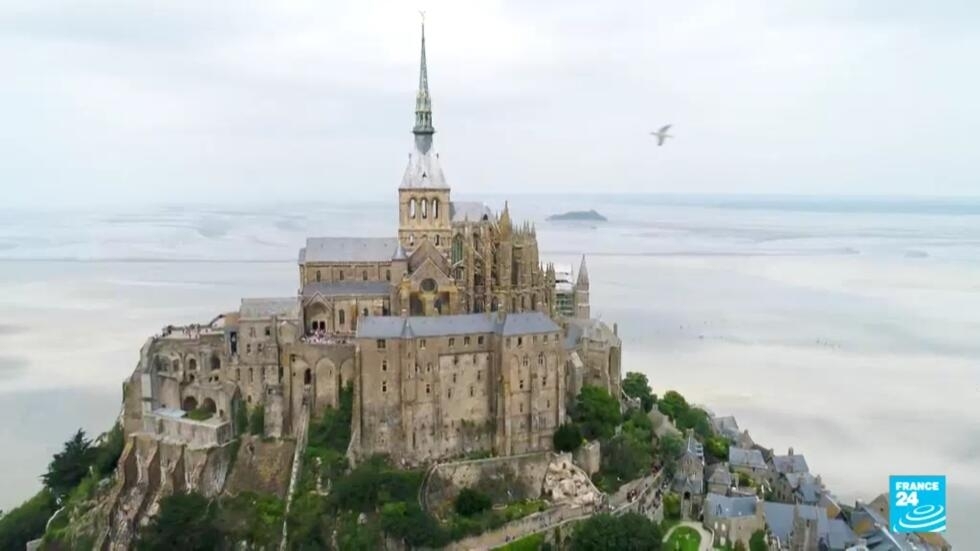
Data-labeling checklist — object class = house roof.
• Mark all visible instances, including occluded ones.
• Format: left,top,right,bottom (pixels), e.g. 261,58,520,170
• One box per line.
707,464,732,485
356,312,559,339
729,447,767,469
301,237,402,263
450,201,493,223
706,493,758,518
563,318,621,350
302,281,391,299
711,415,740,438
773,452,809,474
239,297,301,320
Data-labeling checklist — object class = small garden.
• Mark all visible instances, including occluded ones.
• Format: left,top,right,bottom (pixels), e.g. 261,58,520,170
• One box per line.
664,525,701,551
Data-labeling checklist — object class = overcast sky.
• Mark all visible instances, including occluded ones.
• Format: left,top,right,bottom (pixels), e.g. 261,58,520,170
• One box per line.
2,0,979,208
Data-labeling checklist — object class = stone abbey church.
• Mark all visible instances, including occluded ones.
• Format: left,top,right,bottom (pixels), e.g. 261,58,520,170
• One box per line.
125,25,622,466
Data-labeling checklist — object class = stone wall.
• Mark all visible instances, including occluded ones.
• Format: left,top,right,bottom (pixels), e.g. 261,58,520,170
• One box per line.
423,451,555,514
573,440,601,476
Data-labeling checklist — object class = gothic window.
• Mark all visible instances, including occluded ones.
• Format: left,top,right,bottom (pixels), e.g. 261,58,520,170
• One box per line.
338,310,345,325
433,198,439,218
421,198,428,219
538,353,544,366
420,338,427,349
189,358,197,371
410,198,417,218
523,355,529,367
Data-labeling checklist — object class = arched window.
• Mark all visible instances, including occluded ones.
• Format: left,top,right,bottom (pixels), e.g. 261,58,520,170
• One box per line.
421,198,428,219
316,270,321,282
202,398,217,414
362,270,367,280
188,358,197,371
182,396,198,411
210,354,220,371
409,198,417,218
338,309,345,325
433,198,439,219
304,368,312,385
172,358,180,371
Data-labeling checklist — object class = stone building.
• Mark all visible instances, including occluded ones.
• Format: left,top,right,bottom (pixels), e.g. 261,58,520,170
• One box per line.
703,493,765,549
119,21,624,469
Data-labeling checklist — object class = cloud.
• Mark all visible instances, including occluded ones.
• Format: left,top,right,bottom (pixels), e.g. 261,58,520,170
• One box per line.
1,0,978,208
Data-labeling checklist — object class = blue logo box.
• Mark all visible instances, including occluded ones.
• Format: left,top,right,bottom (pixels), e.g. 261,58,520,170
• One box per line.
889,475,946,533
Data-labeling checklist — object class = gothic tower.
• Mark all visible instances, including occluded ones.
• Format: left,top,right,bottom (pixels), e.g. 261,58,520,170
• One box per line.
574,255,590,319
398,20,452,254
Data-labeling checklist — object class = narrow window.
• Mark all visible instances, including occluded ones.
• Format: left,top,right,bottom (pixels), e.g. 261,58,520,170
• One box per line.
278,366,283,382
520,403,524,413
382,360,388,372
435,235,440,246
433,198,439,218
477,370,481,381
257,343,263,353
519,379,525,390
449,337,455,348
362,270,367,281
452,373,457,384
410,198,417,218
386,269,391,281
382,380,387,393
421,198,428,219
249,368,254,383
426,383,431,394
420,339,426,349
470,386,474,397
523,355,529,367
339,270,345,281
518,337,523,346
464,336,470,346
447,388,452,399
542,375,547,387
265,326,271,337
249,327,255,337
246,344,251,354
339,310,345,325
316,270,321,282
478,336,484,345
538,353,544,366
426,363,432,372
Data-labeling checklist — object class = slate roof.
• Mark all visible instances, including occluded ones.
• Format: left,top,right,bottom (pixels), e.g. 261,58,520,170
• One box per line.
729,447,767,469
301,237,402,263
302,281,391,298
684,433,704,460
711,415,740,439
563,318,621,350
401,150,448,189
705,493,758,518
764,503,829,545
240,297,301,320
772,452,810,474
357,312,559,339
707,464,732,486
450,201,493,223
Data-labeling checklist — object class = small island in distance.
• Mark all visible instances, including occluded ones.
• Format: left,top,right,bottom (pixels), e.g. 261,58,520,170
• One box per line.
546,209,608,222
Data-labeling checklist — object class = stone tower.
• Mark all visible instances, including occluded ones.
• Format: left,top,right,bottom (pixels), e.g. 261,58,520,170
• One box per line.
574,255,590,319
398,20,451,254
790,503,820,551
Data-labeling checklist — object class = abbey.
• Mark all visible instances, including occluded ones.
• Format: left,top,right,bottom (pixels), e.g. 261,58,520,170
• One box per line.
123,24,622,467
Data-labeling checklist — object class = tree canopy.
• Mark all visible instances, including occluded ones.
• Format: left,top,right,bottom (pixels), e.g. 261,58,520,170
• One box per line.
553,423,584,452
572,385,621,440
570,513,663,550
622,372,656,412
137,493,219,551
42,429,97,500
454,488,492,517
0,490,57,551
750,529,768,551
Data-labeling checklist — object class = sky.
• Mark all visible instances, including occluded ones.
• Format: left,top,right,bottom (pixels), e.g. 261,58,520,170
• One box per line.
1,0,979,208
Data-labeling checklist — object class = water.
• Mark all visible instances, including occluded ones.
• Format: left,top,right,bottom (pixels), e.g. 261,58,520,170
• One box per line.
1,194,978,546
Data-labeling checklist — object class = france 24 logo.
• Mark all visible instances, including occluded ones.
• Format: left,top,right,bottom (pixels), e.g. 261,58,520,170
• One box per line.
889,475,946,533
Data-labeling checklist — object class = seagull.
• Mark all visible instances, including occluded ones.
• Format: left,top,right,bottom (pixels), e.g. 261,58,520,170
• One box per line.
650,124,673,146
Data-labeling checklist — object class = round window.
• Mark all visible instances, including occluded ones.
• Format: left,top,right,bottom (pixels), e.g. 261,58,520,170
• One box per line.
421,278,437,292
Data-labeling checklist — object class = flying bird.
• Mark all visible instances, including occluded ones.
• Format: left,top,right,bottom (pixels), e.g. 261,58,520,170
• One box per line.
650,124,673,146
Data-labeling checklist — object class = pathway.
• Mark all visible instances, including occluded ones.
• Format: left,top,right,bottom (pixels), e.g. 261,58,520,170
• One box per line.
663,521,714,551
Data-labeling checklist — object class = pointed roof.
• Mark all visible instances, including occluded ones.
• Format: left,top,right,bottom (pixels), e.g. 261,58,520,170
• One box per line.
392,243,408,261
576,255,590,287
412,18,435,152
499,201,512,237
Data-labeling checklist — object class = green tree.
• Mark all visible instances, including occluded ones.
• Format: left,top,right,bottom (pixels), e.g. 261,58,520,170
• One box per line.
379,501,446,548
553,423,583,452
454,488,492,517
734,540,748,551
704,436,730,461
656,433,684,463
137,493,219,551
662,492,681,520
94,423,125,477
622,372,656,412
601,434,650,482
749,530,768,551
657,390,689,421
249,405,265,436
234,401,248,435
0,490,57,551
572,385,621,440
43,429,97,499
570,513,662,550
676,407,712,439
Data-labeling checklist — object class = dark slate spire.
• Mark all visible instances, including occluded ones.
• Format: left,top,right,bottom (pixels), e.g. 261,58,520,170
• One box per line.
413,17,435,153
576,255,590,288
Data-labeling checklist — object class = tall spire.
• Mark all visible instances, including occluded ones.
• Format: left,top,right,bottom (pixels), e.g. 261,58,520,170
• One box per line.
413,14,435,153
576,255,590,288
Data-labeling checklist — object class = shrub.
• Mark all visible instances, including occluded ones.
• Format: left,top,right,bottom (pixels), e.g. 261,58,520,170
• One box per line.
186,408,214,422
553,423,583,452
0,490,57,551
455,488,492,517
749,530,768,551
572,386,621,440
570,512,662,550
663,492,681,520
137,492,219,551
622,372,656,412
42,429,97,499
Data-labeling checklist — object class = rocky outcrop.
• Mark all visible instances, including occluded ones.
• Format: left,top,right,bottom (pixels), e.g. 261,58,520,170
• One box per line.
541,455,602,507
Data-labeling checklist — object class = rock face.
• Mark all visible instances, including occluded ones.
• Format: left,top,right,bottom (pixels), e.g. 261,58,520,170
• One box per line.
541,455,602,507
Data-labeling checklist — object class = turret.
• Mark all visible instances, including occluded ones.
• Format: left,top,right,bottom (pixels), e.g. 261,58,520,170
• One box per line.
574,255,590,319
